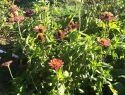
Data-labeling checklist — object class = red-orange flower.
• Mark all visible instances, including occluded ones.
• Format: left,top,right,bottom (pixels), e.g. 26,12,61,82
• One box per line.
48,59,64,70
63,21,79,33
100,12,113,21
67,21,79,31
97,38,111,47
9,5,19,13
57,30,66,40
56,21,79,40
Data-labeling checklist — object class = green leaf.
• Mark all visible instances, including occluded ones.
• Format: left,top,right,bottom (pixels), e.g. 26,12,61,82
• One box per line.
109,22,118,29
58,84,66,95
108,84,118,95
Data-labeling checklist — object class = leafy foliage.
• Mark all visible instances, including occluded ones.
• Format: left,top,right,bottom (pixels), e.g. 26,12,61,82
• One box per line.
1,0,125,95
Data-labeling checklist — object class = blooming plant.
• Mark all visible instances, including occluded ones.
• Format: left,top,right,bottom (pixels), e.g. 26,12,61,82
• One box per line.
25,9,34,17
9,4,19,14
100,11,114,22
1,0,125,95
97,37,111,47
49,59,64,70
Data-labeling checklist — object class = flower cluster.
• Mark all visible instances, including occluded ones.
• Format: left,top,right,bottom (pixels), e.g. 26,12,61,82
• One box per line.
100,11,113,21
34,25,47,42
97,12,113,47
8,16,24,22
8,4,24,22
48,59,64,70
34,25,47,33
57,21,79,39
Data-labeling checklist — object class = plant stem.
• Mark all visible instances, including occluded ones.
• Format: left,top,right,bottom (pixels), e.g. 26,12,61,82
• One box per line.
12,0,15,4
17,22,23,40
8,66,14,80
30,74,39,93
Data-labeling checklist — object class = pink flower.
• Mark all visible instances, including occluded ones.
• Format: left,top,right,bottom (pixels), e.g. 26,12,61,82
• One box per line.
33,26,40,32
48,59,64,70
9,5,19,13
1,60,13,67
33,25,46,33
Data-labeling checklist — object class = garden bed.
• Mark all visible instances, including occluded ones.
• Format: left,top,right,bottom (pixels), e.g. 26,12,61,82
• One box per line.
1,0,125,95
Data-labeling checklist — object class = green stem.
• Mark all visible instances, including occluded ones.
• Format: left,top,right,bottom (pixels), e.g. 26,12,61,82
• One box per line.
12,0,15,4
17,22,23,40
8,66,14,80
78,1,82,32
30,74,39,93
